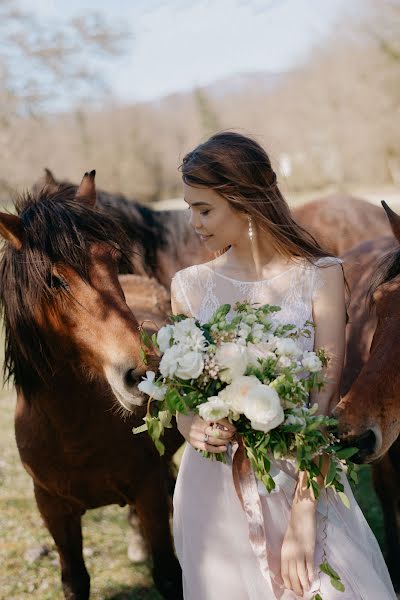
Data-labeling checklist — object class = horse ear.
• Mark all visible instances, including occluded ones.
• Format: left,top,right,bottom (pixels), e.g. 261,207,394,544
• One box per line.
75,170,96,207
382,201,400,242
0,213,24,250
44,168,57,187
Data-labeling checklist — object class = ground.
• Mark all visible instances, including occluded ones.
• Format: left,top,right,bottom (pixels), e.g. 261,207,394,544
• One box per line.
0,385,385,600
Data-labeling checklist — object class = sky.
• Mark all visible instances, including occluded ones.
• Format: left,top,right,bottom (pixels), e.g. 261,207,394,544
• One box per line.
22,0,354,103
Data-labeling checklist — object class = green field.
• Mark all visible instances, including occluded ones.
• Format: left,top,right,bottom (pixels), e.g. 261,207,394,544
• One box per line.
0,386,386,600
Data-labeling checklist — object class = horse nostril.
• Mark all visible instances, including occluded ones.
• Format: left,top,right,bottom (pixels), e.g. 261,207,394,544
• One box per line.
350,429,376,464
124,368,138,388
355,429,376,452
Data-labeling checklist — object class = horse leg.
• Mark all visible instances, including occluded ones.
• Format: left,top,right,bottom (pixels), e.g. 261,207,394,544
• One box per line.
372,453,400,591
134,467,182,600
34,483,90,600
127,505,148,562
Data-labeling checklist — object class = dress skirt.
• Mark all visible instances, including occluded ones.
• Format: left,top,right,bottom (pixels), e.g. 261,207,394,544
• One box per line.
173,444,396,600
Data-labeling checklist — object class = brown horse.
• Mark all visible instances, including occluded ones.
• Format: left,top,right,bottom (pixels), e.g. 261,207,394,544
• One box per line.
0,173,183,600
332,203,400,588
35,170,393,274
33,168,212,287
293,193,392,256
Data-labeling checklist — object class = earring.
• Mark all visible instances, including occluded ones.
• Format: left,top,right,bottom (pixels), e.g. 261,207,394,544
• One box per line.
248,215,254,241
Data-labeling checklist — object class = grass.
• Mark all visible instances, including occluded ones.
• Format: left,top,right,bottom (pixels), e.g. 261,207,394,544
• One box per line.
0,386,386,599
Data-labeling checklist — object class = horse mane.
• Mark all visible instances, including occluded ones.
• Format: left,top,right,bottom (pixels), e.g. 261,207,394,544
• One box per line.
34,172,190,278
0,185,133,390
368,247,400,308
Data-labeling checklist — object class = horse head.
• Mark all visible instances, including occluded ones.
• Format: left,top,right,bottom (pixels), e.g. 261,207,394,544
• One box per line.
0,170,153,410
334,201,400,462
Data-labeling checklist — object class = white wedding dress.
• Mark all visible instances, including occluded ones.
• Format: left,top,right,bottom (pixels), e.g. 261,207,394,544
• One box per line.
171,256,396,600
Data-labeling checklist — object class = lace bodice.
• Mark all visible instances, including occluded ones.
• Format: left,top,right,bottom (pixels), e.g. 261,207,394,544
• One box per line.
171,256,343,353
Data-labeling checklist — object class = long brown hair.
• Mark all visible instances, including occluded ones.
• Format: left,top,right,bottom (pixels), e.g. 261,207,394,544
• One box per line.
179,131,335,263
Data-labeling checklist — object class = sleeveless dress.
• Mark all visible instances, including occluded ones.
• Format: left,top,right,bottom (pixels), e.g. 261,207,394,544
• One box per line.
171,256,396,600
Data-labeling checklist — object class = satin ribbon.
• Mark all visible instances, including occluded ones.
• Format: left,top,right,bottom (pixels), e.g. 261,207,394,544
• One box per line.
231,436,287,598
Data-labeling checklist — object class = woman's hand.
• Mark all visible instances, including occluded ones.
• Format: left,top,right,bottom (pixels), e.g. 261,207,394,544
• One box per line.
176,412,236,453
280,501,316,597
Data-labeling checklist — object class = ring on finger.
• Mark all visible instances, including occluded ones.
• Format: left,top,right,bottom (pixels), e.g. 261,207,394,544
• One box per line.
203,432,209,442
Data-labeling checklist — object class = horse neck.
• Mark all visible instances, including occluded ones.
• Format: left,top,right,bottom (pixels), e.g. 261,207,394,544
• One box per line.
21,368,117,430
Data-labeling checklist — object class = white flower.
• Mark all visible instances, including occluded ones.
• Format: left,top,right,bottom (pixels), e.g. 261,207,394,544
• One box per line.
138,370,167,400
277,355,293,370
159,345,185,378
244,314,257,324
246,342,276,367
285,414,306,427
301,351,323,373
219,375,261,414
238,322,252,339
156,325,174,352
198,396,230,421
242,385,284,433
214,342,248,383
172,318,206,352
175,351,204,379
275,338,303,359
260,333,278,350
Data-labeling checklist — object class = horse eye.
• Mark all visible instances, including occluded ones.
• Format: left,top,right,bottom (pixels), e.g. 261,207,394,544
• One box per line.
51,274,69,290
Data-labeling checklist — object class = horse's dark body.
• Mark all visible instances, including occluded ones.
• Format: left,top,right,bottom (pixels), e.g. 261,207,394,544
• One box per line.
0,175,183,599
337,206,400,589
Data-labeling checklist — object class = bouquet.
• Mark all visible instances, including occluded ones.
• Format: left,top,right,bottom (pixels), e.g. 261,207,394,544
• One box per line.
135,301,358,598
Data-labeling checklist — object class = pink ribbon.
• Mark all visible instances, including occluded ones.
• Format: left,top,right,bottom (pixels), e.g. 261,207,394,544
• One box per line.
231,437,286,598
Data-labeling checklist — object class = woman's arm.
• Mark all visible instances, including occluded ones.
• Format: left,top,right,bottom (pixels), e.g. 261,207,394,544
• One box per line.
280,262,346,595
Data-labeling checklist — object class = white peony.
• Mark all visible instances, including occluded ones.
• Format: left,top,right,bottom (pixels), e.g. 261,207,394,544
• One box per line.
156,325,174,353
219,375,261,414
242,385,284,433
214,342,248,383
301,351,323,373
275,338,303,359
138,370,167,400
198,396,230,421
175,351,204,379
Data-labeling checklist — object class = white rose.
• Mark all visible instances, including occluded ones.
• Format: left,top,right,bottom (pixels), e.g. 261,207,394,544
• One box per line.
156,325,174,353
159,345,183,378
173,318,206,352
242,385,284,433
246,342,276,367
214,342,248,383
175,351,204,379
219,375,261,414
138,370,167,400
301,351,323,373
275,338,303,358
198,396,230,421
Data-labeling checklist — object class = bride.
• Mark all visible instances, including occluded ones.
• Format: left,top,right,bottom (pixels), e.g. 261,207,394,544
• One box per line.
170,131,396,599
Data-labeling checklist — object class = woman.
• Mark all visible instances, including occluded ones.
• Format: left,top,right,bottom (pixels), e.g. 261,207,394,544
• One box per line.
170,132,395,599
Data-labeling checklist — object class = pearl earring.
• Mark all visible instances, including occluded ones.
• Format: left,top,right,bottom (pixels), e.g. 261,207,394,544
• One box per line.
248,215,254,241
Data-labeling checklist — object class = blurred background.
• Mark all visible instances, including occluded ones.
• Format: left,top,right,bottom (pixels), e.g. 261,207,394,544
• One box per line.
1,0,400,206
0,0,398,598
